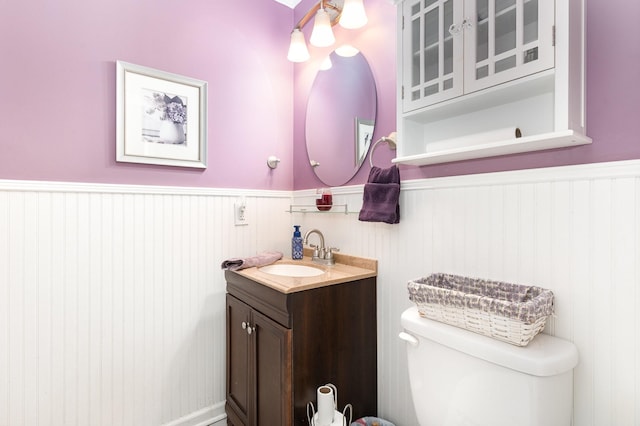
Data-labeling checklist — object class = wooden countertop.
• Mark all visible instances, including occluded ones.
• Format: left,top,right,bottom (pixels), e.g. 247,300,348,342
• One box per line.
234,251,377,294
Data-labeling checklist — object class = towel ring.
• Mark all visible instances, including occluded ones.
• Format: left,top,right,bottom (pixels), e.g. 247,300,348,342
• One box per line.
369,132,397,167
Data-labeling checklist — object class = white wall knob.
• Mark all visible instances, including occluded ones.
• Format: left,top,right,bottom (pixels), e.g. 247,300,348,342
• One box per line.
267,156,281,169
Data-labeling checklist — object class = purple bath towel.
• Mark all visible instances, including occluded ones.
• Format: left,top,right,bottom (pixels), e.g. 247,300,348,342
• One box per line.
221,251,283,271
358,165,400,224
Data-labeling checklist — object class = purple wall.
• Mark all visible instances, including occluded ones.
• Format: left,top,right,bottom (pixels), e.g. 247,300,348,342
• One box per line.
2,0,638,191
0,0,294,190
292,0,640,189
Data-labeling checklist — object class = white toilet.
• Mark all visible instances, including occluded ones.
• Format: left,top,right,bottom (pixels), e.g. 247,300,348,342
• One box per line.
400,306,579,426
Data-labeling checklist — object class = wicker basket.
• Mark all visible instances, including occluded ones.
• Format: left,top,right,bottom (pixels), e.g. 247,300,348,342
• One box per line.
407,273,554,346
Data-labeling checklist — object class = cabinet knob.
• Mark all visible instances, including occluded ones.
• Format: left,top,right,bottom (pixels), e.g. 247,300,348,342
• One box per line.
448,23,461,35
242,321,254,335
449,19,472,36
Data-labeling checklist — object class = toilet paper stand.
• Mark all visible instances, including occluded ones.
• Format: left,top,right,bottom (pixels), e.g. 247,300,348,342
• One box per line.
306,383,353,426
307,403,353,426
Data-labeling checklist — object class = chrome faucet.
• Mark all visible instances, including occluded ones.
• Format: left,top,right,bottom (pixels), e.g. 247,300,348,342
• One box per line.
303,228,325,258
303,228,339,265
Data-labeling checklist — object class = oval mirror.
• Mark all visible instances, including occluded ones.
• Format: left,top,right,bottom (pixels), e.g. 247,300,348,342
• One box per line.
305,49,377,186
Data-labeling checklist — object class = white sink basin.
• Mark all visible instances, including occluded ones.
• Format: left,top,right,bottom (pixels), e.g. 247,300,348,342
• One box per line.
258,264,325,277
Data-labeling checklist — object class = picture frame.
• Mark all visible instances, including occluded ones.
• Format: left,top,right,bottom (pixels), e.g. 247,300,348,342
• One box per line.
355,117,375,166
116,61,208,168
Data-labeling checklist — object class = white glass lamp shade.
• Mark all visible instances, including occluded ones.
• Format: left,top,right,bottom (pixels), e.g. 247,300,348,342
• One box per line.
309,8,335,47
319,56,333,70
335,44,360,57
287,28,310,62
339,0,368,29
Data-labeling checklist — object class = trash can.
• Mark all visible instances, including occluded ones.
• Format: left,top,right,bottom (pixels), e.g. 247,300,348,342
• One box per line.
351,417,395,426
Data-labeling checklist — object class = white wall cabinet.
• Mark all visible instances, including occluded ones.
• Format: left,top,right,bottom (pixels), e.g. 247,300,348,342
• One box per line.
394,0,591,166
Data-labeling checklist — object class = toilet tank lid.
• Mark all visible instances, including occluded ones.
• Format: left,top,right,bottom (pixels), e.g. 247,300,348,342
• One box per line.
401,306,579,377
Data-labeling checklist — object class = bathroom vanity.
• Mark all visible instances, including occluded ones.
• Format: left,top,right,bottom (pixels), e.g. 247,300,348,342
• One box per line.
224,254,377,426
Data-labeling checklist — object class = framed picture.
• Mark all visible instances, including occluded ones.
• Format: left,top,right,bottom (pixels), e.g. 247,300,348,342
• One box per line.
355,117,375,166
116,61,208,168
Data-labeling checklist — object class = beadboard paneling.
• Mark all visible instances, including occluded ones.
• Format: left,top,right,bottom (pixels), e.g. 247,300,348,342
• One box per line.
3,160,640,426
0,182,291,426
293,161,640,426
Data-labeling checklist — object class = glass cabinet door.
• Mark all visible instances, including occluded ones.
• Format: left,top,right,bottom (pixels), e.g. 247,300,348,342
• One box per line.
463,0,554,94
402,0,463,112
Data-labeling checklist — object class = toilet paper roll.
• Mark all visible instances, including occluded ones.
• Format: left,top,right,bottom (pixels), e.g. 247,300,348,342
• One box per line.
316,385,335,426
314,411,345,426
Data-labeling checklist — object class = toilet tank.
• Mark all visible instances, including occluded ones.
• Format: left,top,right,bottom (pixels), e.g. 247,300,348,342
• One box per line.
400,306,579,426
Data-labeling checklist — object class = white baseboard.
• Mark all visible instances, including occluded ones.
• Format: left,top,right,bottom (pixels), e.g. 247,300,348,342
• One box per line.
162,403,226,426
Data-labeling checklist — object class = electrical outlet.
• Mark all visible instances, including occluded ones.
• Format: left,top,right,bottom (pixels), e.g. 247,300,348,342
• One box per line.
234,202,248,226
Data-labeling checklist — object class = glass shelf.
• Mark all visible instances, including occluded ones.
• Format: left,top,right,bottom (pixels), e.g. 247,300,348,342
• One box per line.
286,204,356,215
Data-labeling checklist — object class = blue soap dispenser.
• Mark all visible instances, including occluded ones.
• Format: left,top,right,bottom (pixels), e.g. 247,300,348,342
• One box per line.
292,225,303,260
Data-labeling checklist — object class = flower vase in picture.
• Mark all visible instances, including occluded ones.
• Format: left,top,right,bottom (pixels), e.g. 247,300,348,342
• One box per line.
159,120,185,144
144,91,187,145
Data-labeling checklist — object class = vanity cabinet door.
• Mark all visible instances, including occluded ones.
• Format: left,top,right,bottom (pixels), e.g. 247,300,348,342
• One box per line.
253,309,292,426
226,294,293,426
226,295,252,426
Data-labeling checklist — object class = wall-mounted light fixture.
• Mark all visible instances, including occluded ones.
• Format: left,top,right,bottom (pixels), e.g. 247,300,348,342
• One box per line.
287,0,368,63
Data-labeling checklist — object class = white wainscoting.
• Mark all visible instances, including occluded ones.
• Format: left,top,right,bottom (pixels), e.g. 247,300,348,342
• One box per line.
293,160,640,426
2,159,640,426
0,181,292,426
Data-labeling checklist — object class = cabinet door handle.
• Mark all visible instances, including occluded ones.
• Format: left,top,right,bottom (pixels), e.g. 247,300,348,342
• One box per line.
246,326,254,335
242,321,248,330
448,23,461,35
449,19,472,36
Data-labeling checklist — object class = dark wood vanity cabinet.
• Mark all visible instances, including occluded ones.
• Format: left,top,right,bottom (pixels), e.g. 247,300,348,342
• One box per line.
225,270,377,426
